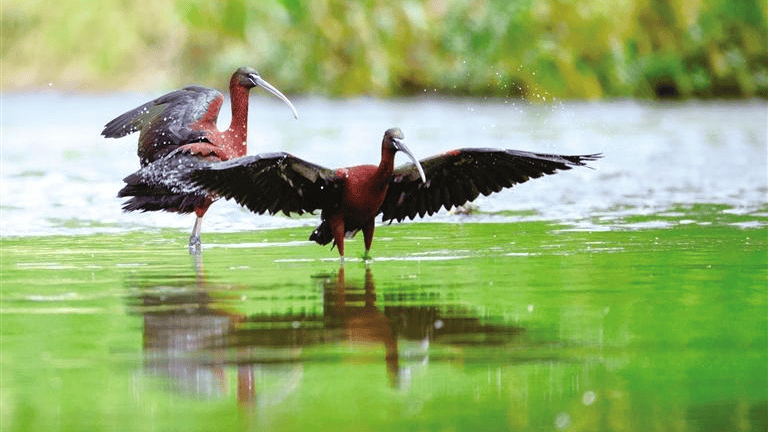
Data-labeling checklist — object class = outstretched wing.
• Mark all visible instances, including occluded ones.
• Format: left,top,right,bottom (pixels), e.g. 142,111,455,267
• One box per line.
188,153,344,216
102,85,223,165
380,149,602,222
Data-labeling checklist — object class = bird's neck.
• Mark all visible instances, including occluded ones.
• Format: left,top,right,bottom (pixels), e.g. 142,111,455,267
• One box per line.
226,83,250,156
374,148,396,189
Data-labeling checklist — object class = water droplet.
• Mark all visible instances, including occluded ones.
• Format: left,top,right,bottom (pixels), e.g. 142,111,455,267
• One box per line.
582,391,597,405
554,413,570,429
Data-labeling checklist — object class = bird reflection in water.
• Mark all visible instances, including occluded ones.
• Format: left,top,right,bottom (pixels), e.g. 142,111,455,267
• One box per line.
326,265,403,387
130,255,268,403
128,254,524,405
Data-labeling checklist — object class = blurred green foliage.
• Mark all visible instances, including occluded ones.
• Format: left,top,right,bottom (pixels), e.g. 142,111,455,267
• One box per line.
2,0,766,98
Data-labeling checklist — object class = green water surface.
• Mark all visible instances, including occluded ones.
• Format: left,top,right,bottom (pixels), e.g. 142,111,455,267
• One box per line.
1,212,766,431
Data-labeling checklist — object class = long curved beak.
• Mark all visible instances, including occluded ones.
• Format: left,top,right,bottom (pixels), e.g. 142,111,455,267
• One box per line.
250,75,299,119
394,139,427,183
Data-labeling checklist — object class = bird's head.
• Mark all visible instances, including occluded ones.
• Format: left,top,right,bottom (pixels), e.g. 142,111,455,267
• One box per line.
233,66,299,119
384,128,427,183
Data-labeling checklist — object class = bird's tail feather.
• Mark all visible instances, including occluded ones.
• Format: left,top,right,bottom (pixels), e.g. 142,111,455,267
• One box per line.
117,150,213,214
118,182,207,214
309,220,334,246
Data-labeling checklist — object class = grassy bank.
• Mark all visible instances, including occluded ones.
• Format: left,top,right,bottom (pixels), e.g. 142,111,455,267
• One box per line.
3,0,767,98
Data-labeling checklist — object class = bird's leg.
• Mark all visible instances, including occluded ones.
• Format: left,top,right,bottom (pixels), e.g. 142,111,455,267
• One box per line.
331,214,345,259
189,204,212,254
188,216,203,254
361,220,375,261
192,250,205,278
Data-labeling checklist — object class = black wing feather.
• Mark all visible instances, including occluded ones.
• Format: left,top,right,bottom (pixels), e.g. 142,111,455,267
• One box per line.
102,86,223,165
117,149,214,214
380,149,601,222
188,153,344,216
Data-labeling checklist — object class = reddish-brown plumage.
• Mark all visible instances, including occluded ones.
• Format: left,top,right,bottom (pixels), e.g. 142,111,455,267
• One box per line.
343,165,389,221
185,73,264,162
335,165,387,256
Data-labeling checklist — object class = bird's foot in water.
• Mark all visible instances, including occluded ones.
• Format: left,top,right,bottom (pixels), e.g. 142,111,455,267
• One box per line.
361,251,373,262
188,235,202,255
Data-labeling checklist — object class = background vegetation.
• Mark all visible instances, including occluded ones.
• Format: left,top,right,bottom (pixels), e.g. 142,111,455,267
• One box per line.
2,0,767,98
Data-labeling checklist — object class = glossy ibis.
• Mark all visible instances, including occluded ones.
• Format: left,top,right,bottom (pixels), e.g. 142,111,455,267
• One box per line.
101,66,298,251
186,128,601,260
